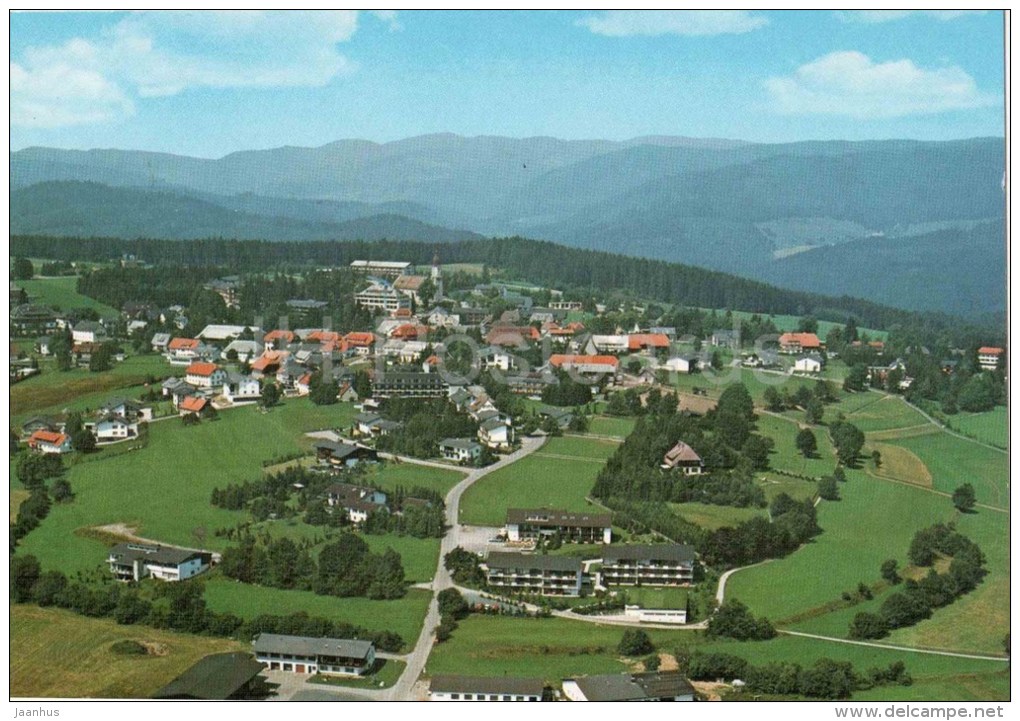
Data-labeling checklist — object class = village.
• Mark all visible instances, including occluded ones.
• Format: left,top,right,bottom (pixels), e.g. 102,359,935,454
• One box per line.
9,254,1010,702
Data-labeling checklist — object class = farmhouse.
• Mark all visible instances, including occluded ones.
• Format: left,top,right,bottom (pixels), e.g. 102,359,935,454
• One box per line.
589,334,630,353
562,671,696,702
27,430,72,454
154,652,266,700
204,277,241,308
11,304,60,336
325,483,388,523
486,552,585,596
710,329,740,347
314,441,378,469
662,441,704,475
548,354,619,376
506,508,612,544
978,346,1004,371
601,544,697,587
166,337,202,364
150,332,171,353
107,543,212,582
71,321,108,344
185,361,228,388
253,633,375,676
778,332,822,354
429,676,546,702
178,396,208,416
628,333,670,352
220,338,264,362
100,398,153,422
439,438,483,463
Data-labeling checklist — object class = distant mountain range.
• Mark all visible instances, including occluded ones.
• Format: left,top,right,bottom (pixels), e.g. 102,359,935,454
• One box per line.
10,134,1005,317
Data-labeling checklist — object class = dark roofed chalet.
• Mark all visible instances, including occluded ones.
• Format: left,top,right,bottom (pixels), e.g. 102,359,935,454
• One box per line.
486,551,583,573
601,544,697,564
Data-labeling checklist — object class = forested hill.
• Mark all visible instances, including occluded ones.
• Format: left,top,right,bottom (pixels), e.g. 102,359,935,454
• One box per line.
764,220,1006,317
10,181,485,244
10,234,991,336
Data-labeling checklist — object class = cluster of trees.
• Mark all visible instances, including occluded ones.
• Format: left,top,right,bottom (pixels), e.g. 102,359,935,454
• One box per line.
684,651,911,699
829,420,865,467
699,493,821,568
12,256,34,280
762,381,836,423
849,524,986,640
375,398,480,459
594,385,771,507
617,629,655,656
541,371,597,407
435,587,470,643
705,600,776,641
444,547,486,586
9,556,404,651
361,487,445,539
220,532,407,600
12,454,69,545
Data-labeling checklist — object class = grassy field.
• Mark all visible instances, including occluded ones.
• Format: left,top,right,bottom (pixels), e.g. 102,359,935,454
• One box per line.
617,586,689,609
725,468,957,628
758,412,837,477
425,615,1004,700
360,534,440,583
366,461,466,497
11,488,30,524
586,416,636,439
203,578,432,648
19,276,120,316
887,432,1009,510
948,407,1008,448
11,353,177,420
671,502,766,530
11,604,243,698
868,442,933,488
19,400,367,574
459,436,612,526
826,393,930,433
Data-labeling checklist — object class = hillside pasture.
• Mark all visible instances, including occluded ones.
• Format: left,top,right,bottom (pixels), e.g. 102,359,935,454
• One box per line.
11,605,243,698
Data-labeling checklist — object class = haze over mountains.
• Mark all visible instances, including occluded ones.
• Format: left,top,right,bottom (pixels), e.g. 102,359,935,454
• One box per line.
10,134,1005,318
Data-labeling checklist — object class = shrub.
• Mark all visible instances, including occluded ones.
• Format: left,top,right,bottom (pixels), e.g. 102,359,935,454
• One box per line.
110,640,149,656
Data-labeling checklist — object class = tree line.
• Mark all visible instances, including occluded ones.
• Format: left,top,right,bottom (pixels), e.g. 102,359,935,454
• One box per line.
11,234,1002,339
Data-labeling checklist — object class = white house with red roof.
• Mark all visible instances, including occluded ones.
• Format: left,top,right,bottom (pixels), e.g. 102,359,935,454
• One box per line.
185,362,227,389
166,337,202,364
27,430,72,454
778,332,823,354
978,346,1004,371
549,354,620,377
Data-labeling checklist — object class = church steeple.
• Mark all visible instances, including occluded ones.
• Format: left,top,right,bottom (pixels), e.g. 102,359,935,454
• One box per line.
431,251,443,300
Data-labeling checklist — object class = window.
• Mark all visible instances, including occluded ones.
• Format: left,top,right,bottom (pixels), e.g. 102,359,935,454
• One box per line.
451,694,460,700
464,694,473,700
489,695,498,701
503,695,511,701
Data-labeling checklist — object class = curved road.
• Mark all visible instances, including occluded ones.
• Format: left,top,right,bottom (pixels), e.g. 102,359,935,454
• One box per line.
311,435,548,701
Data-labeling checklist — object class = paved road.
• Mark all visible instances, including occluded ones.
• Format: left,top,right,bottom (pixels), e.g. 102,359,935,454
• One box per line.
780,630,1009,662
385,435,548,701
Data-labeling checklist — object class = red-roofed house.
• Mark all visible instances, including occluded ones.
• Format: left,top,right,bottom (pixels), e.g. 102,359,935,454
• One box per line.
549,354,620,375
978,346,1004,371
185,362,227,388
344,332,376,355
295,372,314,396
628,333,671,352
264,330,296,349
179,396,208,416
487,325,541,348
392,307,413,319
391,323,427,340
27,430,72,454
250,351,287,378
778,333,822,354
307,330,341,344
167,337,201,363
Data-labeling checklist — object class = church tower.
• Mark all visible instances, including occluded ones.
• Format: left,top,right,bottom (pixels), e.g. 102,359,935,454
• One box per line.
431,252,443,301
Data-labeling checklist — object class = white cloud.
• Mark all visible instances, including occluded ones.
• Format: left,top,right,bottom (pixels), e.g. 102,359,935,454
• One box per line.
578,10,768,37
765,51,999,118
11,10,377,127
836,10,987,24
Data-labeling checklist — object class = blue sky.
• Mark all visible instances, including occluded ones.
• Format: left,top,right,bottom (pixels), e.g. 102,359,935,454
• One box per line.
10,10,1005,157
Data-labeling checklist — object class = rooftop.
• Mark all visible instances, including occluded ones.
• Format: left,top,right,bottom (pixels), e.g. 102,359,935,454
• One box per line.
602,544,697,564
154,653,264,700
506,508,612,528
429,675,545,697
252,633,374,660
567,671,696,701
486,552,582,573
